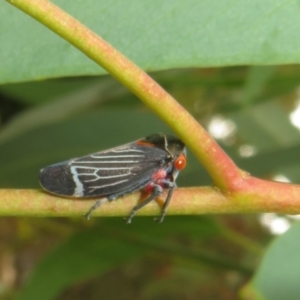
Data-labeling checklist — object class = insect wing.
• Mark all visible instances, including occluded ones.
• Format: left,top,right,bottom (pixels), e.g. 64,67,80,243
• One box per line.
39,142,169,198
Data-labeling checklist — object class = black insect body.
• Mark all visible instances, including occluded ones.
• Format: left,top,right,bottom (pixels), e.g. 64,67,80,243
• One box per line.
39,134,186,223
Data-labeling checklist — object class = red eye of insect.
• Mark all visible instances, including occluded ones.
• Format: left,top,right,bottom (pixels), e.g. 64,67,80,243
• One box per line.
174,154,186,170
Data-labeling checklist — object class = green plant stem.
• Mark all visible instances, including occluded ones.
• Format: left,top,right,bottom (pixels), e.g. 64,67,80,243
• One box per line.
5,0,300,219
2,184,300,217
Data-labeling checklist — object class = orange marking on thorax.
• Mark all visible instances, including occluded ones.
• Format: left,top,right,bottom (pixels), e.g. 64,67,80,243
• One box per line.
136,140,155,147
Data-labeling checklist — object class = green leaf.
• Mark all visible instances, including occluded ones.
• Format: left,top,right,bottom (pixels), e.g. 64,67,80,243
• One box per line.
17,217,223,300
228,99,300,152
2,0,300,83
241,66,277,105
18,228,146,300
243,221,300,300
229,143,300,182
0,108,209,188
0,78,105,105
0,78,126,144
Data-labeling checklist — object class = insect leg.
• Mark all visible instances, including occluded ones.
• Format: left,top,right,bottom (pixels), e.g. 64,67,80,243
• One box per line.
125,184,163,224
84,198,108,220
154,181,175,223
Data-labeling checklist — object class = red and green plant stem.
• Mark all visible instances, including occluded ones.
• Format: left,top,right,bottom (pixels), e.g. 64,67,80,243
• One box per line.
5,0,300,218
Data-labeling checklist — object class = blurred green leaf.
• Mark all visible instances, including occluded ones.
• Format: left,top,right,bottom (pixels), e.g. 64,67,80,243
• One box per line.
230,143,300,182
2,1,300,83
241,66,277,105
0,109,209,188
0,78,104,105
18,228,146,300
246,221,300,300
0,78,127,145
18,216,239,300
228,100,300,152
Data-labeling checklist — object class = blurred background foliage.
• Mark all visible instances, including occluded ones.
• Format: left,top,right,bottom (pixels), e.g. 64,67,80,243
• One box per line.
1,0,300,299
